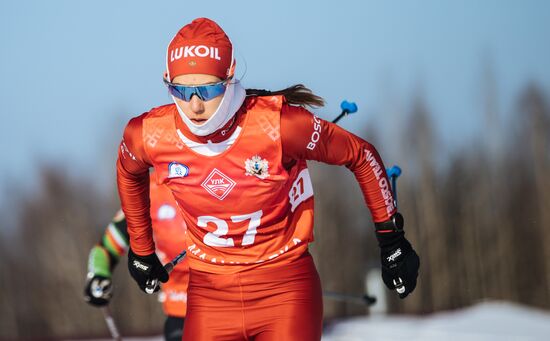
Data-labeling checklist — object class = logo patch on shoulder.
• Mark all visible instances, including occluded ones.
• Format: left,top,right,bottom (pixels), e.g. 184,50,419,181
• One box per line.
244,155,269,179
201,168,236,200
168,162,189,178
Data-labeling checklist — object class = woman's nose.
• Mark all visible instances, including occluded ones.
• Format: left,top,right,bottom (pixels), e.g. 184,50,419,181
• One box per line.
190,95,204,114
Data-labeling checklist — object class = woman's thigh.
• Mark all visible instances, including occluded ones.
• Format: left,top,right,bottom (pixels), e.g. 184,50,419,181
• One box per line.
183,252,323,341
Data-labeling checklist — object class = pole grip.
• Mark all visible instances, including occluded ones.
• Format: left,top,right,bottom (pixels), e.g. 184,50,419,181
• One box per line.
340,100,358,114
332,100,358,124
145,250,187,294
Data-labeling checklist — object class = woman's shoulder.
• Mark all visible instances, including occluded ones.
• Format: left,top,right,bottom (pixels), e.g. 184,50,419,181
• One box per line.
146,102,178,118
244,93,285,112
124,103,177,133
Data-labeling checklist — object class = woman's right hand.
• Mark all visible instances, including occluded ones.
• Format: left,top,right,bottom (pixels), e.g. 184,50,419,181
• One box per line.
127,248,169,293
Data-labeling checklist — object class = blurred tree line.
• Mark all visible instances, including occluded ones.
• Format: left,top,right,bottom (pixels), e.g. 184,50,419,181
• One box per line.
0,167,165,339
0,82,548,339
314,81,550,317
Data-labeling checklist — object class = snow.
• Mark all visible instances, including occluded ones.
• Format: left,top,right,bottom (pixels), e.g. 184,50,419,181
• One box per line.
322,301,550,341
80,301,550,341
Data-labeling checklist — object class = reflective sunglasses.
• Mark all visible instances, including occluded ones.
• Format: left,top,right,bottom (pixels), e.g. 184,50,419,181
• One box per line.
163,78,229,102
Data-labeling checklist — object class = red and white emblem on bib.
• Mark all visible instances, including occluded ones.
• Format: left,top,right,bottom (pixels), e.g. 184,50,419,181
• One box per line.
244,155,269,179
201,168,236,200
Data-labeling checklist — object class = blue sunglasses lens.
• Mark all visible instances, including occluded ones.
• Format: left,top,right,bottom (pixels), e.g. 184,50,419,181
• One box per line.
164,79,227,102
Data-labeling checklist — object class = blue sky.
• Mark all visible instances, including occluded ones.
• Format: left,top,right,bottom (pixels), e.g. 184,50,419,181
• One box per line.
1,0,549,197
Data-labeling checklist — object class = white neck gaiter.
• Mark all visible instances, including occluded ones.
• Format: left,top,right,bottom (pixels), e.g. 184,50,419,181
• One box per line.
173,81,246,137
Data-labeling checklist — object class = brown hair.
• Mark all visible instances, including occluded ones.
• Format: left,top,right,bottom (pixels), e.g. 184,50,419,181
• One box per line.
246,84,325,108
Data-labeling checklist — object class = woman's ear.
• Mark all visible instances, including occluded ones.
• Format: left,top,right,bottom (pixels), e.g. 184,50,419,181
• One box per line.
227,59,236,78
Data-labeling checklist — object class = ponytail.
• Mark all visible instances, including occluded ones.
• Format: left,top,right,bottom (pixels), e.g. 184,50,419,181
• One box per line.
246,84,325,108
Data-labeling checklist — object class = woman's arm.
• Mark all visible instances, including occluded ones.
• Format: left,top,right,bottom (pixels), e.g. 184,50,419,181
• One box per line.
281,103,419,298
116,115,155,255
281,104,396,223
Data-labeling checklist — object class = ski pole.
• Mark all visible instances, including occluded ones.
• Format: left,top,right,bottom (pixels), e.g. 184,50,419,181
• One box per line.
101,305,122,341
385,165,406,295
386,165,402,209
323,291,377,306
332,102,406,300
145,249,187,294
332,100,358,123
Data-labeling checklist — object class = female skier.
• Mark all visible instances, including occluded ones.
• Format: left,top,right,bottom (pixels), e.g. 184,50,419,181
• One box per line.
117,17,419,341
84,172,188,341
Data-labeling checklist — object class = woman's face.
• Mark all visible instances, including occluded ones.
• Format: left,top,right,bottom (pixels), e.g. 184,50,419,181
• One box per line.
172,74,225,125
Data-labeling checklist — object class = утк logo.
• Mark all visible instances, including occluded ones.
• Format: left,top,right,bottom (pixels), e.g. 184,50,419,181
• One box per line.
201,168,236,200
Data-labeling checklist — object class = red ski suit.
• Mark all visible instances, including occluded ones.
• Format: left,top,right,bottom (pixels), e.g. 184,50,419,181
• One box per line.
117,95,395,340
